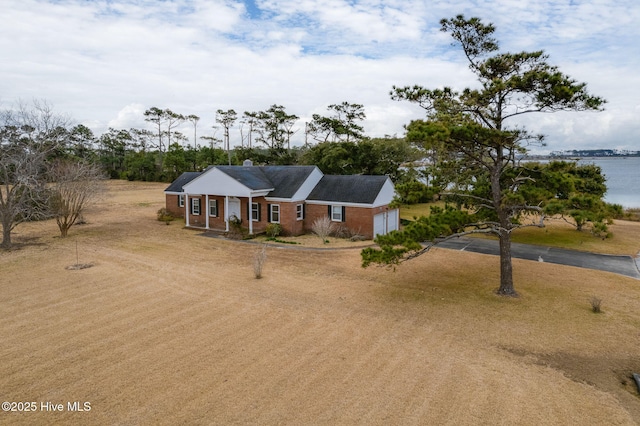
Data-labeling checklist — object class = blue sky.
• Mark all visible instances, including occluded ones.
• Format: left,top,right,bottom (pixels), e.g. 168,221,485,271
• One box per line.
2,0,639,153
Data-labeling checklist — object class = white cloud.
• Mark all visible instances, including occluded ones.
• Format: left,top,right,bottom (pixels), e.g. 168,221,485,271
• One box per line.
187,0,246,32
107,103,147,131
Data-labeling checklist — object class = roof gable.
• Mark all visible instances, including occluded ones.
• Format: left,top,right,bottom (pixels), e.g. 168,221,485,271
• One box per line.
307,175,391,205
183,167,267,196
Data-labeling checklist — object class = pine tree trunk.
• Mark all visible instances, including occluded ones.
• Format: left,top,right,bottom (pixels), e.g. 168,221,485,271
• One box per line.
490,152,517,297
496,230,517,296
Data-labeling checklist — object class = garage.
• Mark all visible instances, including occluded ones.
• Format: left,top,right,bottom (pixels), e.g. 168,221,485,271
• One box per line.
373,209,399,237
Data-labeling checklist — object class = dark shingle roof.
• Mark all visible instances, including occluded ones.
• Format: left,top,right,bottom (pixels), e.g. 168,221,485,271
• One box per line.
216,165,316,197
165,166,385,203
164,171,202,193
260,166,316,198
216,166,274,191
307,175,388,204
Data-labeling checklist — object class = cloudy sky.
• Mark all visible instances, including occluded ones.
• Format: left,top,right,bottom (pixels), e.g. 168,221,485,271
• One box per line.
2,0,639,153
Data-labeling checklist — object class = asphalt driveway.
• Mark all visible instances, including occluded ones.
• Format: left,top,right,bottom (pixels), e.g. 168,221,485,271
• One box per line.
436,238,640,280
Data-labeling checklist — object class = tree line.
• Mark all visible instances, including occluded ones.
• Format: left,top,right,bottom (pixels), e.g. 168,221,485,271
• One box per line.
50,102,414,183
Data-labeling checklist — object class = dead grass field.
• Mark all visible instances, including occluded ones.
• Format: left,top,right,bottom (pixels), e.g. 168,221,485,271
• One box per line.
1,180,639,425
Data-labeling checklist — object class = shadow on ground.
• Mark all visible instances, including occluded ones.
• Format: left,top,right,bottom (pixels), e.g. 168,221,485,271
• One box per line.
502,346,640,421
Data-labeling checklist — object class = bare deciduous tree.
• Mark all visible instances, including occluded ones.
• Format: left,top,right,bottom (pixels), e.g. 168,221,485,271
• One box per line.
253,244,268,279
0,100,70,249
49,160,106,238
311,216,335,244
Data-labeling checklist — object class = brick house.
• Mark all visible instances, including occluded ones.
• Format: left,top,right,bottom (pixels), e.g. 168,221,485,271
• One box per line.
164,163,399,239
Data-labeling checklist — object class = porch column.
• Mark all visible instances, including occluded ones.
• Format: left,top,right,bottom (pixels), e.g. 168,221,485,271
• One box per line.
248,194,253,235
205,194,209,230
185,193,190,227
224,196,230,232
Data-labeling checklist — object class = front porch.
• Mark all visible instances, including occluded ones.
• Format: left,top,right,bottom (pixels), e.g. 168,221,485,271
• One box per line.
183,193,269,235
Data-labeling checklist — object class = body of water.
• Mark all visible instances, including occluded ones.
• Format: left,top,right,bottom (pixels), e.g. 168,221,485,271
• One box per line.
411,157,640,209
578,157,640,209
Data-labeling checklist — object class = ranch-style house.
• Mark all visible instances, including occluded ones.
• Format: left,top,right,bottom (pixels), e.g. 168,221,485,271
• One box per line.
164,162,399,240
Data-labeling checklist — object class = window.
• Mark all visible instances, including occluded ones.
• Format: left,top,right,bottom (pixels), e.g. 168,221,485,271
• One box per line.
251,202,260,221
209,199,218,217
191,198,201,215
178,194,185,208
331,205,344,222
270,204,280,223
296,204,304,220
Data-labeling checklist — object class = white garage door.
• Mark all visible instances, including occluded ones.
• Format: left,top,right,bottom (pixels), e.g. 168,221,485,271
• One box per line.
373,209,399,237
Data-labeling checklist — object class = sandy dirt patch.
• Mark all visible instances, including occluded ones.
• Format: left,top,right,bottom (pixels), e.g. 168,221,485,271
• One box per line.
1,180,639,425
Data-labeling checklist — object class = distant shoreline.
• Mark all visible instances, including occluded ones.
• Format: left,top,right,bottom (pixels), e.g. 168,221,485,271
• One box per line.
524,155,640,161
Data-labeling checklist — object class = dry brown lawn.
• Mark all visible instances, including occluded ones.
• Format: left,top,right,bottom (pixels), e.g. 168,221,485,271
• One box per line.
1,180,639,425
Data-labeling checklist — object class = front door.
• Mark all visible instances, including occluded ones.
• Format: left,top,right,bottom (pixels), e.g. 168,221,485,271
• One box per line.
227,197,241,222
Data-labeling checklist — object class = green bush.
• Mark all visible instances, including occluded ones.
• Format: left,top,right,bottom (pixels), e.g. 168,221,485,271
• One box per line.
156,208,174,223
227,215,248,239
265,223,282,238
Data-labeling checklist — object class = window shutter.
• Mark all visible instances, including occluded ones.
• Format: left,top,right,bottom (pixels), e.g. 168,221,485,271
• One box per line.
303,204,306,219
258,203,262,221
210,199,218,217
246,202,250,220
341,206,346,222
327,205,331,217
267,204,272,222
